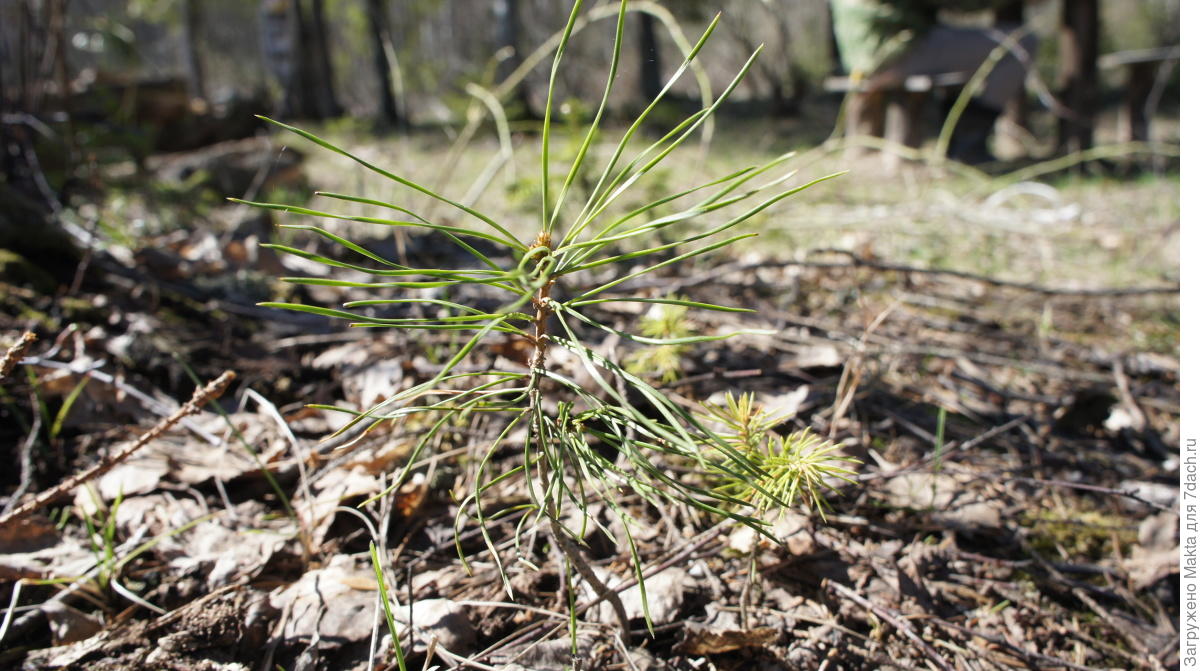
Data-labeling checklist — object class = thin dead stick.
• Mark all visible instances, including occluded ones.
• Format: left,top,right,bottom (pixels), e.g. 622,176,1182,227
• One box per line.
1022,540,1167,671
575,518,733,617
2,410,41,516
1011,477,1173,513
828,301,898,438
548,517,632,642
925,614,1106,671
20,357,223,445
807,249,1182,297
1111,359,1149,431
0,371,236,528
826,580,955,671
631,256,1180,298
858,416,1030,483
477,518,734,665
0,331,37,381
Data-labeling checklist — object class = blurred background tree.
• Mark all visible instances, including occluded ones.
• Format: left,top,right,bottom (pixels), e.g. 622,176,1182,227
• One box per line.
0,0,1180,208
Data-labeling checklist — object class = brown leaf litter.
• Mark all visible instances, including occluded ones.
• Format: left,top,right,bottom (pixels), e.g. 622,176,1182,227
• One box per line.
0,228,1179,670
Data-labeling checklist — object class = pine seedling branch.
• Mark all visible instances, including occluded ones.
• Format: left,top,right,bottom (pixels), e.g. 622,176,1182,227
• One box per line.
246,0,854,641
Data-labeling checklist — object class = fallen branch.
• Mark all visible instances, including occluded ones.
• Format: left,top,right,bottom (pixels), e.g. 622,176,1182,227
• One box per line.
858,416,1031,482
646,253,1179,298
0,370,236,528
806,250,1180,297
826,579,955,671
1011,477,1174,513
1022,539,1169,671
0,331,37,381
926,614,1106,671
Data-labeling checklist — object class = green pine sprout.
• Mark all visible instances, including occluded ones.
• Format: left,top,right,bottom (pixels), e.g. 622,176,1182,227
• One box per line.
244,0,846,636
624,296,694,382
704,392,859,520
703,390,787,453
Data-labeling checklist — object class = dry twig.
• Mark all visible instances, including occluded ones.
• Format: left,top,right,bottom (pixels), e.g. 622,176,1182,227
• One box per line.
826,579,956,671
1011,477,1173,513
0,331,37,381
1022,538,1170,671
0,370,236,528
926,614,1105,671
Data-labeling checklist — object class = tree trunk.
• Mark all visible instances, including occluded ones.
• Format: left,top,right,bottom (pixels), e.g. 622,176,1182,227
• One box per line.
49,0,72,153
181,0,207,104
0,19,16,183
995,0,1027,130
309,0,342,118
827,0,844,75
259,0,293,116
766,3,805,116
270,0,340,120
0,29,7,114
286,0,319,118
1057,0,1098,154
366,0,401,127
638,11,662,102
493,0,532,118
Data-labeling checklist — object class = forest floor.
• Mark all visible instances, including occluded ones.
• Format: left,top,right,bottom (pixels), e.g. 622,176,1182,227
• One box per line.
0,121,1181,670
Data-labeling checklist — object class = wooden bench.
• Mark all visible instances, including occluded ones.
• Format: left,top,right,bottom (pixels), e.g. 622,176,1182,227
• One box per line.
1097,46,1179,143
825,72,969,161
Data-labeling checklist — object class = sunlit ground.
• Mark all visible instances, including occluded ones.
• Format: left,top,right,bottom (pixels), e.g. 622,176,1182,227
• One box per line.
268,111,1177,293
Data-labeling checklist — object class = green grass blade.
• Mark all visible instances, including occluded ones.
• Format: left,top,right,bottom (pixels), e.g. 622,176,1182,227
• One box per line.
173,356,296,521
50,376,90,439
369,542,408,671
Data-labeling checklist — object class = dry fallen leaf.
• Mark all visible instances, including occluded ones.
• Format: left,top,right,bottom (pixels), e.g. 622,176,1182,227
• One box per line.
270,555,378,650
678,623,780,655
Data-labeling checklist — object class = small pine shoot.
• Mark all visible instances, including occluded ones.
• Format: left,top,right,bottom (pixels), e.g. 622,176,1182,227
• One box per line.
624,296,695,382
704,392,859,520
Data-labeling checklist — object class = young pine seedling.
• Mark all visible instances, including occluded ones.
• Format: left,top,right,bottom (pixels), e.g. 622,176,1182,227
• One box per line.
241,0,853,642
624,295,694,383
